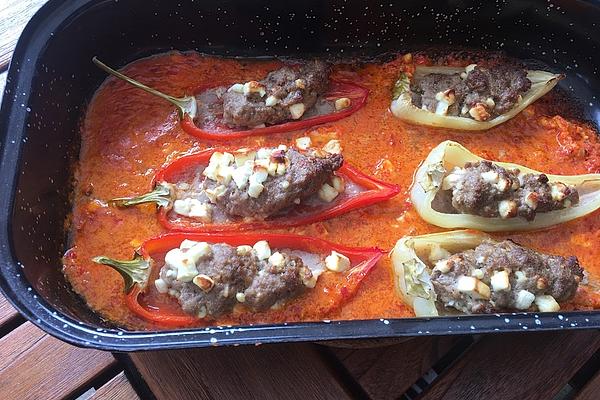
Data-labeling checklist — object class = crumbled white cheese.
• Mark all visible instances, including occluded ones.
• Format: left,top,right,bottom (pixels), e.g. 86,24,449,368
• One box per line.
265,95,279,107
236,245,253,256
495,177,510,192
236,292,246,303
428,244,452,263
318,183,339,202
165,248,198,282
232,162,253,189
268,252,286,268
435,101,450,115
289,103,306,119
498,200,517,219
331,176,345,193
185,241,212,264
335,97,352,111
323,139,342,155
490,270,510,292
524,191,539,209
280,180,290,190
234,150,256,167
480,170,499,183
303,268,324,289
154,278,168,294
228,83,244,93
205,185,227,203
242,81,266,97
457,277,491,299
535,295,560,312
295,79,306,89
441,167,466,190
179,239,199,250
515,290,535,310
471,268,485,280
325,251,351,272
485,97,495,108
295,136,312,150
433,259,452,274
253,240,272,260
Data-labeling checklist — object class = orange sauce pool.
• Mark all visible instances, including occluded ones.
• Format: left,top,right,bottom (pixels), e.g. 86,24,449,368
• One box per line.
64,51,600,329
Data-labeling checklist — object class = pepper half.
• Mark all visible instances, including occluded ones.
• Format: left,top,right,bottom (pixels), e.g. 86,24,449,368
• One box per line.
109,147,400,232
390,65,562,130
411,140,600,231
93,232,384,327
93,57,369,141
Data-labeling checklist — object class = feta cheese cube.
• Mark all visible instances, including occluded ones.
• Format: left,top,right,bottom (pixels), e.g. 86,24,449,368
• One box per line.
471,268,484,279
188,202,212,222
247,181,264,198
480,170,499,183
251,167,269,184
256,148,272,159
515,290,535,310
185,241,212,264
236,245,253,256
236,292,246,303
535,295,560,312
318,183,339,203
268,252,286,268
234,150,256,167
173,198,193,216
179,239,199,250
322,139,342,155
334,97,352,111
433,259,452,274
289,103,306,119
456,276,477,293
253,240,272,260
232,163,253,189
154,278,168,294
295,136,312,150
165,248,198,282
490,270,511,292
325,251,351,272
228,83,244,93
204,185,227,203
265,95,279,107
331,176,345,193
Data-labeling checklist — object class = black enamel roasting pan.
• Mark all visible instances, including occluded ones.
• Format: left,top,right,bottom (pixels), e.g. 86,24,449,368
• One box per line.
1,0,600,351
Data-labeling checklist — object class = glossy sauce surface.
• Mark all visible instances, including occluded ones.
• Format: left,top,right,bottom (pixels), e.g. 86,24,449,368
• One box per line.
64,52,600,329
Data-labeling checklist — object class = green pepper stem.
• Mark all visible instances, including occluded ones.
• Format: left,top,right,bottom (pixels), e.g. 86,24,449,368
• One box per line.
392,72,411,100
110,183,172,208
92,252,150,293
92,56,197,119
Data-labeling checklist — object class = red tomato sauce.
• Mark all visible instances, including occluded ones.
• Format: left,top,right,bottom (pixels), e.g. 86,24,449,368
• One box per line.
63,51,600,329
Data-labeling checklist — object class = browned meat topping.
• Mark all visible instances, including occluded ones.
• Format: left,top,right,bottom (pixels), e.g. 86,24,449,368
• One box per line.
411,63,532,120
442,161,578,221
203,147,343,219
157,241,313,318
222,61,330,128
431,240,584,314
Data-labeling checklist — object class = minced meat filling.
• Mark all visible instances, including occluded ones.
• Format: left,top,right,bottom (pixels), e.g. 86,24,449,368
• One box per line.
411,63,532,121
430,240,584,314
222,60,330,128
442,161,578,221
203,148,343,219
156,241,313,318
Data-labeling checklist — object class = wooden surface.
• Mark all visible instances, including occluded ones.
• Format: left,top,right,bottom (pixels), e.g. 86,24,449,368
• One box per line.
1,1,600,400
0,0,46,70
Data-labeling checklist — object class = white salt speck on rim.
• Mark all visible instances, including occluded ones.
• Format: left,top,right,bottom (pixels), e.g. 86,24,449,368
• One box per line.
504,318,510,323
585,318,590,322
535,319,542,325
470,325,475,330
383,319,390,325
323,319,331,323
522,326,528,330
558,315,564,320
